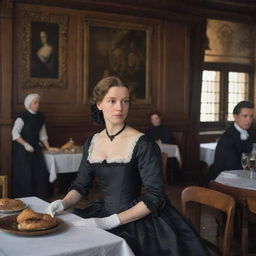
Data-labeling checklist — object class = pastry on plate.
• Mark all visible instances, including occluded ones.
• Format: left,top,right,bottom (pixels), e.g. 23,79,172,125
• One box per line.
0,198,26,211
61,138,74,150
17,208,58,231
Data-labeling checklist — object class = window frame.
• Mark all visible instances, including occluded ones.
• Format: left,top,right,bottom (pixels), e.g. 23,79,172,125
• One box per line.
200,62,254,131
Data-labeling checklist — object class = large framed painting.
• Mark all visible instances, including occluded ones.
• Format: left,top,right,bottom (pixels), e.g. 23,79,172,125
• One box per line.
23,12,69,88
84,20,152,103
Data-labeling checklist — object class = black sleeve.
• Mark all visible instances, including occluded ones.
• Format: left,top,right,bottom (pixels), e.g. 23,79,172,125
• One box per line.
144,127,155,141
162,126,171,144
136,136,166,216
208,134,241,180
68,136,95,198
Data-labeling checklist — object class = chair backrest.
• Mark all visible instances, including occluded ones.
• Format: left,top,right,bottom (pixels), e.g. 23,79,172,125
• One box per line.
161,152,168,183
181,186,235,256
0,175,8,198
247,197,256,215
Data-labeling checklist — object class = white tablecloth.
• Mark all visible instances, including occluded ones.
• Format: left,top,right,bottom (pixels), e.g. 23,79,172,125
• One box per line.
44,152,82,183
45,143,182,183
215,170,256,191
0,197,134,256
159,144,182,166
200,142,217,166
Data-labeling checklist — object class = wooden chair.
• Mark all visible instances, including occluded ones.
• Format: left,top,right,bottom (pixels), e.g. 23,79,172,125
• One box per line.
181,186,235,256
161,152,168,183
0,175,8,198
209,180,256,255
241,197,256,256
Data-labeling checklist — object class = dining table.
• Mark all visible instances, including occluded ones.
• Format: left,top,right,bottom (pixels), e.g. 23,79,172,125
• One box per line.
200,142,217,166
209,169,256,201
0,196,134,256
158,143,182,167
209,170,256,256
44,151,83,183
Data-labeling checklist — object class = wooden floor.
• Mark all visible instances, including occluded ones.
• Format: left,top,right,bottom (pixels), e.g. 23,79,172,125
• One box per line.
49,173,244,256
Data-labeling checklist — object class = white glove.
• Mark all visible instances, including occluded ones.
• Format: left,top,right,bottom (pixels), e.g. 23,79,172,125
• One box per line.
45,200,65,217
24,142,34,152
72,214,121,230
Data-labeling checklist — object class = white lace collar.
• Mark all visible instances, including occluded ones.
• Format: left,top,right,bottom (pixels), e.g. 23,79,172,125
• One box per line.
87,133,144,164
234,122,249,140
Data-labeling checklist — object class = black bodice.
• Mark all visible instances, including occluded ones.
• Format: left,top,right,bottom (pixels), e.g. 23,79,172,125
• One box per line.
19,110,44,148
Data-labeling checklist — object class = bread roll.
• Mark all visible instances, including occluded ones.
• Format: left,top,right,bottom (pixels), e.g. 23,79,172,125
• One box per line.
18,218,58,231
17,208,42,223
17,208,58,231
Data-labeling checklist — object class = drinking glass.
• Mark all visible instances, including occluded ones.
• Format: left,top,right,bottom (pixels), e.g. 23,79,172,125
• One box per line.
248,154,256,179
241,153,249,172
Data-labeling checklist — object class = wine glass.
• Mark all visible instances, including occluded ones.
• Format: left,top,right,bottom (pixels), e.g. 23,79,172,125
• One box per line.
241,153,249,172
248,154,256,179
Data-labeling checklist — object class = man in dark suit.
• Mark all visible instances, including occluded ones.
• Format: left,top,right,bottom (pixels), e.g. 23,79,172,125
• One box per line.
208,101,256,180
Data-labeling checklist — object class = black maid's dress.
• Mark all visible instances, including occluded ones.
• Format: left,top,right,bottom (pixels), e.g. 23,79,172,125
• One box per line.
12,111,50,200
69,133,210,256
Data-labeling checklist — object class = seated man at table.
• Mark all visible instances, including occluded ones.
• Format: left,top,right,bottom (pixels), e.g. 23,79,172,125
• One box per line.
208,100,256,180
145,111,172,144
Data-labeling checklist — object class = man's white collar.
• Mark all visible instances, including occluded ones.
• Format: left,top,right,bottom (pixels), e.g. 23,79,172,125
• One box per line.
234,122,249,140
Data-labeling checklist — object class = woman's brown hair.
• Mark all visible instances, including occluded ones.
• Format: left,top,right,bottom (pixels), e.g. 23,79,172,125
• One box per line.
91,76,129,104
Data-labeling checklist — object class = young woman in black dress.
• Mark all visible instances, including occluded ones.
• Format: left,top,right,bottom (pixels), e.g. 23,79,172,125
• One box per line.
46,77,209,256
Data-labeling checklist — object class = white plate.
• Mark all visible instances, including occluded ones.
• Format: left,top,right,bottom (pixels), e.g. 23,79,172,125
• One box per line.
0,204,28,214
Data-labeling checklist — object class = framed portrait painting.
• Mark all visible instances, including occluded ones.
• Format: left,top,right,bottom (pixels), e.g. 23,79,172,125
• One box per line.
84,20,152,103
23,12,68,88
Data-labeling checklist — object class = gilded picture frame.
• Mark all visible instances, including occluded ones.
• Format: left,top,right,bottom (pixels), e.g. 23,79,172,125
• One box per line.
84,20,152,103
23,12,68,88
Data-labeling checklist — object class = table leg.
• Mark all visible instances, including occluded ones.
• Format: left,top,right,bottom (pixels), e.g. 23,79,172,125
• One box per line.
242,204,248,256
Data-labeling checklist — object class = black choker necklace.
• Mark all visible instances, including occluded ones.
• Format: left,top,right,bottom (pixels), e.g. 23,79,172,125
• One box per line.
106,122,126,141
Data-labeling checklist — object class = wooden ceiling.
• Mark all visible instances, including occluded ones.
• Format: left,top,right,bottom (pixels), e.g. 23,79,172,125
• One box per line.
186,0,256,18
12,0,256,21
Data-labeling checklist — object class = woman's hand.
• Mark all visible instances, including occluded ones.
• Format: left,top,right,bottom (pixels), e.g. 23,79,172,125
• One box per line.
45,200,65,217
72,214,121,230
23,142,34,152
45,190,82,217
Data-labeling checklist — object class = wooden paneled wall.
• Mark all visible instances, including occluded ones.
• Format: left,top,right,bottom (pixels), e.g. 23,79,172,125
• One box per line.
3,0,253,188
10,2,205,174
0,1,13,184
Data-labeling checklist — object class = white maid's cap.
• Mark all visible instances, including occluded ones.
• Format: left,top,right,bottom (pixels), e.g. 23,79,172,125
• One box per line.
24,93,40,110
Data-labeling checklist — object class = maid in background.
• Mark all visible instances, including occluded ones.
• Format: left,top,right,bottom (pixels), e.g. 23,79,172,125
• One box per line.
46,77,209,256
12,93,58,199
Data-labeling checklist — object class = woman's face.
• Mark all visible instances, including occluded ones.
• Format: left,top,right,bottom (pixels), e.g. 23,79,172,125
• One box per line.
29,97,40,112
150,114,161,126
40,31,48,44
97,86,129,126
